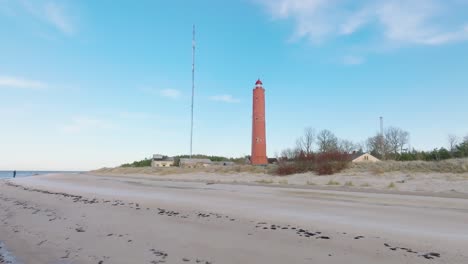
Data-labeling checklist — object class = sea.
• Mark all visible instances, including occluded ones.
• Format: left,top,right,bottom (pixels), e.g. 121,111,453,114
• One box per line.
0,170,83,179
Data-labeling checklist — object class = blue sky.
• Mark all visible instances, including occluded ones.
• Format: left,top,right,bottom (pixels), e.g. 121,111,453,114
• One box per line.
1,0,468,170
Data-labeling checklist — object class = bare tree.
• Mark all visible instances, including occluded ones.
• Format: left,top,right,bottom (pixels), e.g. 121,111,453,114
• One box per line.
366,133,388,159
317,129,338,153
280,148,299,160
397,130,410,153
296,127,315,155
448,134,459,153
384,127,410,157
338,139,356,154
385,127,400,156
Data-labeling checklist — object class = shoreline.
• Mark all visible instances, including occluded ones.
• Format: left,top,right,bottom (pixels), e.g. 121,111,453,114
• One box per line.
0,241,18,264
1,173,467,263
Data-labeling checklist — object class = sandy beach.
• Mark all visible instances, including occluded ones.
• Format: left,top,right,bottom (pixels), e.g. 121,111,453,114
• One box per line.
1,173,467,263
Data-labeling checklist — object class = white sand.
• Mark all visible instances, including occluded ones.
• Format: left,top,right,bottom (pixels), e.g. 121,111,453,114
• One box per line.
1,173,467,263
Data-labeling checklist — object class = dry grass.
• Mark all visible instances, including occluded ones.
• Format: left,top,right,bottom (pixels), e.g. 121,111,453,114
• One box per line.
346,158,468,174
92,165,271,176
388,182,396,189
344,181,354,187
255,179,274,184
327,180,340,186
277,179,289,185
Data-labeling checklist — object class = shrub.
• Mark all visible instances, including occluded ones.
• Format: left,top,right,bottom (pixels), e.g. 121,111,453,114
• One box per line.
275,151,351,176
256,179,273,184
278,179,288,185
344,181,354,187
327,180,340,185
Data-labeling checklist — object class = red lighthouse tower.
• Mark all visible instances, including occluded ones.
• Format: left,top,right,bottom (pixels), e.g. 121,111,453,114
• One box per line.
251,79,268,165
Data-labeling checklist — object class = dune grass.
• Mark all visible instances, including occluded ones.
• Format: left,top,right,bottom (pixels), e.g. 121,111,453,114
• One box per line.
327,180,340,186
93,165,271,176
346,158,468,174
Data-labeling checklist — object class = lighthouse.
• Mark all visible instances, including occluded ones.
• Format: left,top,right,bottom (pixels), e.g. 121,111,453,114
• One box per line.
251,79,268,165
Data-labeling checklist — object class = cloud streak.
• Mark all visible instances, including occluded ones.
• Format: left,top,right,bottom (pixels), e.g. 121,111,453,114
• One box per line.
209,95,240,103
60,117,112,133
44,2,74,35
257,0,468,46
159,89,182,99
16,0,75,36
342,55,364,65
0,75,47,89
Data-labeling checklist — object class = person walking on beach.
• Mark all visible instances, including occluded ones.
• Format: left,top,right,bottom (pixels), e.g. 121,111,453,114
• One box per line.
13,170,16,178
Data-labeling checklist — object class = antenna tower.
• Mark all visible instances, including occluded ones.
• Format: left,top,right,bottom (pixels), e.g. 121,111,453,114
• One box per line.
190,25,196,159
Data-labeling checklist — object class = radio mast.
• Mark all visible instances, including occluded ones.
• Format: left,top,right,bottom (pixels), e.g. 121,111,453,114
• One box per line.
190,25,195,159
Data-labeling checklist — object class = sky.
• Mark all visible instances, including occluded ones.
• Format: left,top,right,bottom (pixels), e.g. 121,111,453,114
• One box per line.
1,0,468,171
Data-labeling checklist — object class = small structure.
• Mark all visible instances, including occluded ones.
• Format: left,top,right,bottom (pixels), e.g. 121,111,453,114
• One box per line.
151,154,174,167
212,161,235,166
351,153,380,163
179,158,212,168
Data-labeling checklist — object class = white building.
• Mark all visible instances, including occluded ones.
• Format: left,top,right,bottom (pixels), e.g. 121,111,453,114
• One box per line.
151,154,174,167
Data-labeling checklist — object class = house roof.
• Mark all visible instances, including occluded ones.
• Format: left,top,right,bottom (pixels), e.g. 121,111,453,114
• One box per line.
351,152,379,161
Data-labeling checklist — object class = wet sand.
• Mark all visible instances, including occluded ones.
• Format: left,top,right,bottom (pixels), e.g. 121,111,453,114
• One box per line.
0,173,467,263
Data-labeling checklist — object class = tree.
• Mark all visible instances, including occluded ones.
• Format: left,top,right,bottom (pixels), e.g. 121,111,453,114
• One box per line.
317,129,338,153
338,139,356,154
397,129,410,153
280,148,299,160
448,134,459,154
384,127,409,157
296,127,315,155
366,134,387,159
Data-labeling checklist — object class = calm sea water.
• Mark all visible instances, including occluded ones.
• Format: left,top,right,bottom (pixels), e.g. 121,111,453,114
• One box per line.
0,170,83,179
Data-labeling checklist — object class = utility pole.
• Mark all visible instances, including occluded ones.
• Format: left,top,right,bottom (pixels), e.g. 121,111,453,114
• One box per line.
380,116,385,160
380,116,383,137
190,25,195,159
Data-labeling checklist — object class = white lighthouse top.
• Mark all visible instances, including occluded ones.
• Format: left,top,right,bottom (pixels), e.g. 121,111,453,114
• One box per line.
255,79,263,88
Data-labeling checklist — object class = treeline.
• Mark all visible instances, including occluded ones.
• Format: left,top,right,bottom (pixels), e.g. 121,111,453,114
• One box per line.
281,127,468,162
121,158,152,167
398,139,468,161
120,154,246,168
276,127,468,175
171,154,243,166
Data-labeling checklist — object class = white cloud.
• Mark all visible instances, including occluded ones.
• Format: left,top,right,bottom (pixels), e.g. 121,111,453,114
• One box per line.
159,89,182,99
119,111,152,120
16,0,75,36
44,2,74,35
61,117,112,133
0,75,47,89
257,0,468,46
342,55,364,65
209,95,240,103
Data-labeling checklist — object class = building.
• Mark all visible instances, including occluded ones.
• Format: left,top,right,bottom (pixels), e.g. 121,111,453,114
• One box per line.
251,79,268,165
351,153,380,163
151,154,174,167
179,158,212,168
212,161,235,166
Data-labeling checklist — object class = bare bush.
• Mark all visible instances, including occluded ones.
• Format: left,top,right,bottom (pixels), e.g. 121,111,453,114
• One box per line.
296,127,315,155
